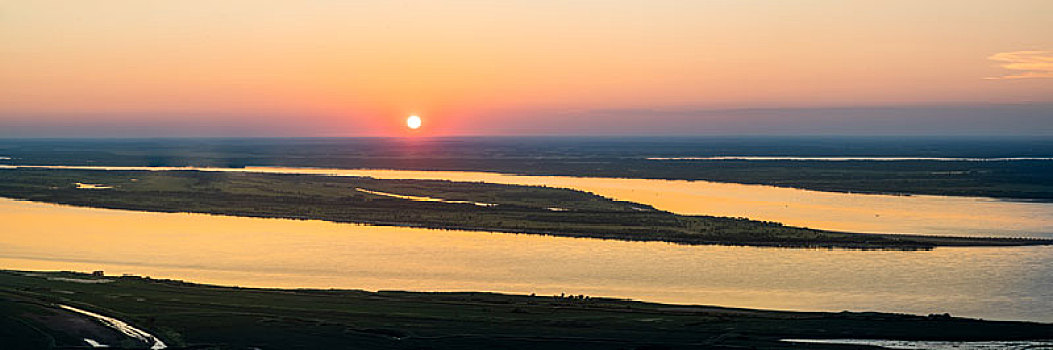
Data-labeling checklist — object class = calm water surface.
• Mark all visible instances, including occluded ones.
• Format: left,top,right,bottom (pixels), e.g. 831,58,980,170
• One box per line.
2,198,1051,322
7,165,1052,237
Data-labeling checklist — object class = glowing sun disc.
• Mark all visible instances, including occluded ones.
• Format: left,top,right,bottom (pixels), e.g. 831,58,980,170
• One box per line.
406,115,422,129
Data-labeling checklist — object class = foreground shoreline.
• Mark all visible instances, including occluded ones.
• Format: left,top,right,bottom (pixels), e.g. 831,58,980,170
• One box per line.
2,269,1051,349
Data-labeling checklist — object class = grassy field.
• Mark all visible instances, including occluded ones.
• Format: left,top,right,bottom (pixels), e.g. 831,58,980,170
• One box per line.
2,270,1051,350
1,168,1050,249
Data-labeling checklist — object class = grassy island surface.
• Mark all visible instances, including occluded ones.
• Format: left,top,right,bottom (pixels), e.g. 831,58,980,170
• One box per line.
1,168,1050,250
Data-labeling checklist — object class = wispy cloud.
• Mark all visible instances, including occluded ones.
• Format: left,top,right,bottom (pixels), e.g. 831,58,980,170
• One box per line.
986,50,1053,80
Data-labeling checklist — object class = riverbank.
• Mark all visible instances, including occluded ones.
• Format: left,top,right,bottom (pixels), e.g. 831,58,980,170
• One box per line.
2,168,1051,249
2,270,1051,349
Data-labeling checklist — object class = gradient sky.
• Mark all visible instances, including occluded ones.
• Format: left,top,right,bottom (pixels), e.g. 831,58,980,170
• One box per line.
2,0,1051,137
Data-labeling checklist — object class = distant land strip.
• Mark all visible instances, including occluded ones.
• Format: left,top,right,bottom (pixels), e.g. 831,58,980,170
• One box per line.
647,156,1053,161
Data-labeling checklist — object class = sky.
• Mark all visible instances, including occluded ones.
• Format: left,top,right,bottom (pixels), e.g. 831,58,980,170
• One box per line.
1,0,1051,137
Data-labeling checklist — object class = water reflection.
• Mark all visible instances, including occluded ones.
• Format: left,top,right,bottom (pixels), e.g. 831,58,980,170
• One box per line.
2,198,1050,322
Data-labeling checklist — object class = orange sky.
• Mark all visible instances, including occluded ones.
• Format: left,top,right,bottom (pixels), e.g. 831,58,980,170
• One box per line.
1,0,1051,136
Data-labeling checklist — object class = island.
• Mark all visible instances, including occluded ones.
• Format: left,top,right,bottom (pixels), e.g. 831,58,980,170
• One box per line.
1,168,1050,250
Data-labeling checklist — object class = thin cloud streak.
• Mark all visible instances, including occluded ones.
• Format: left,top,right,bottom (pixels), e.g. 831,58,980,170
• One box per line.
986,51,1053,80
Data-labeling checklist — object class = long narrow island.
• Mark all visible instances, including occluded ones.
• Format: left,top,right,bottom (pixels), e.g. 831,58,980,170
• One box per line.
2,270,1052,349
1,168,1050,250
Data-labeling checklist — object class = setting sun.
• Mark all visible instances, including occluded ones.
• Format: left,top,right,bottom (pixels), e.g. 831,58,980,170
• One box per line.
406,115,422,130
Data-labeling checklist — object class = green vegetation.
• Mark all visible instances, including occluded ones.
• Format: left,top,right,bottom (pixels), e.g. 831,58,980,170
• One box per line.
2,270,1051,350
2,168,1050,249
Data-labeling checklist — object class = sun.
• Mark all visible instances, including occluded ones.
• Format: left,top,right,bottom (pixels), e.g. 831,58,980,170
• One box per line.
406,115,422,130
